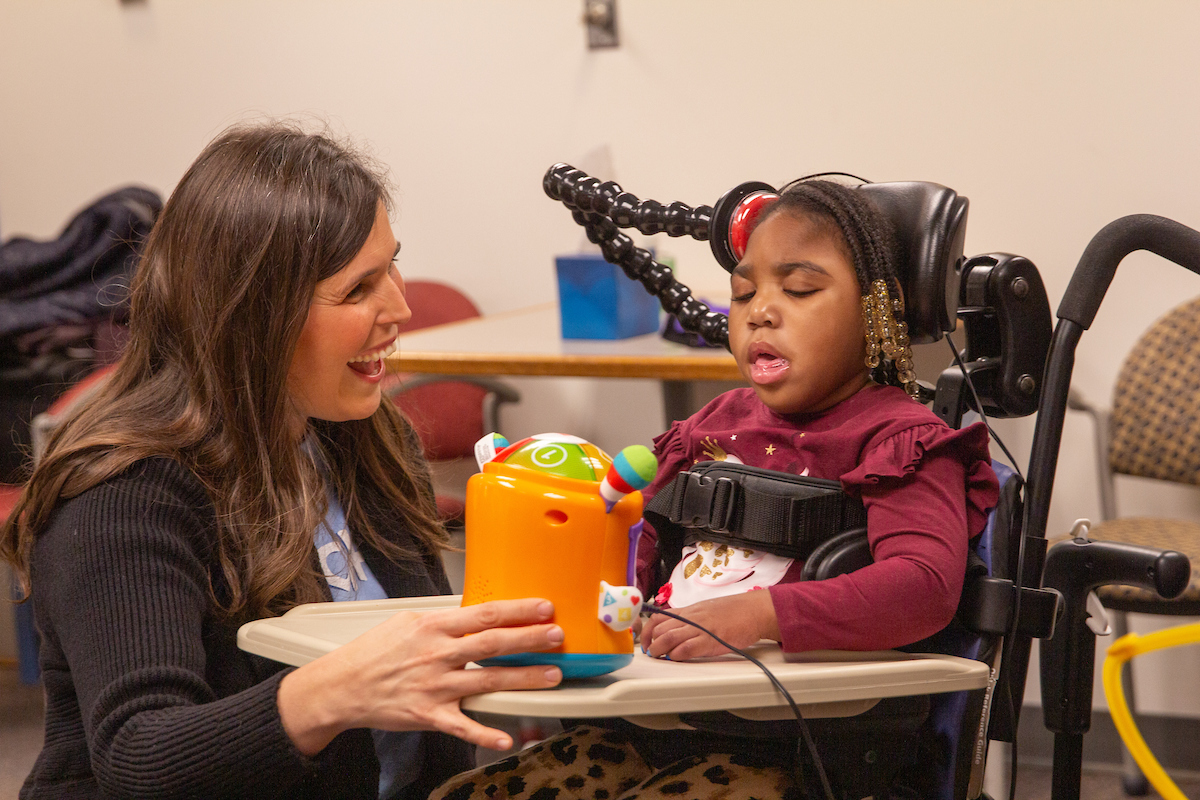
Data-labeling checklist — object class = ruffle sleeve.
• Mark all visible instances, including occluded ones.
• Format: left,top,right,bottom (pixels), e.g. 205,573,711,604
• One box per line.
634,421,696,593
840,420,999,538
650,418,688,467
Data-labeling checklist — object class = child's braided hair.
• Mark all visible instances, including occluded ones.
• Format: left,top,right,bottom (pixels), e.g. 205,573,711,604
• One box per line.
755,179,920,399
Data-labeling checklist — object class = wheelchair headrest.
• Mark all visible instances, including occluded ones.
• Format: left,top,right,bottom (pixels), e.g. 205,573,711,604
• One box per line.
711,180,969,344
857,182,969,345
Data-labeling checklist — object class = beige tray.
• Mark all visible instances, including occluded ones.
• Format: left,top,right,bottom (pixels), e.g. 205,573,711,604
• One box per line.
237,596,989,723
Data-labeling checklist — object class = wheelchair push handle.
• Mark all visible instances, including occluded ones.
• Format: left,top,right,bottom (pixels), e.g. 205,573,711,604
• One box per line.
1025,213,1200,542
1056,214,1200,330
1040,536,1190,735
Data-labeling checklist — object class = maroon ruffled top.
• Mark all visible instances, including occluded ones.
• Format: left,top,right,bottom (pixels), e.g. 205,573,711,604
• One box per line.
636,383,999,653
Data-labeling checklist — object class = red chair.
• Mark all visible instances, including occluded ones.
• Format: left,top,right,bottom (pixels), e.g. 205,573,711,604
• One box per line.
2,482,22,665
0,485,18,521
385,281,520,527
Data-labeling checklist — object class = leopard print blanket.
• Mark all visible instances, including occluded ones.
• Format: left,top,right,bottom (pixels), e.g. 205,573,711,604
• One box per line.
430,725,802,800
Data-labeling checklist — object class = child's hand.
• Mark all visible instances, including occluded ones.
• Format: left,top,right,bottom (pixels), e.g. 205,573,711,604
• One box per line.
641,590,780,661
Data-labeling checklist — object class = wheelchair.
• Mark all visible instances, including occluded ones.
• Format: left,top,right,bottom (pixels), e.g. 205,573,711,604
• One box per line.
543,165,1200,800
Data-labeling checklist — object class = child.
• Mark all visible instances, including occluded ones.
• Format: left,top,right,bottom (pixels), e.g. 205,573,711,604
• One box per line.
431,180,998,800
638,180,997,661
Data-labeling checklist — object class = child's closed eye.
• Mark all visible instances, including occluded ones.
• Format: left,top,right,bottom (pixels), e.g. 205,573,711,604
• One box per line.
730,275,755,303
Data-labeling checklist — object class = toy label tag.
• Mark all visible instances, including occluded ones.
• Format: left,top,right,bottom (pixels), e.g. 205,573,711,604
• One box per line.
473,432,510,471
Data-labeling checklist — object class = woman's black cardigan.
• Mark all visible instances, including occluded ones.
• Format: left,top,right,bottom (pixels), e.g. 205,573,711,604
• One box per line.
21,456,474,799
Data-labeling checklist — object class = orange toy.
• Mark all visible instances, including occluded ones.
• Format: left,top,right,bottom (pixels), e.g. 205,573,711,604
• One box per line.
461,433,653,678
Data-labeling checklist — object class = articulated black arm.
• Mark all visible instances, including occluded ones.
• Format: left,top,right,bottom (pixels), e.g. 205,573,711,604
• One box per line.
545,164,729,349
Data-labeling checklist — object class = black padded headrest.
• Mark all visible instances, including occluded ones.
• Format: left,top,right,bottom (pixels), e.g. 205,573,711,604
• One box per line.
857,181,969,344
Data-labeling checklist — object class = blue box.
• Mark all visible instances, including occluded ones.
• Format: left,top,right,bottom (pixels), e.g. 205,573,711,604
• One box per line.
555,254,661,340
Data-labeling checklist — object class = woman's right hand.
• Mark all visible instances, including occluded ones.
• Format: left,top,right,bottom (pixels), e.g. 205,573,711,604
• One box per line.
277,598,563,755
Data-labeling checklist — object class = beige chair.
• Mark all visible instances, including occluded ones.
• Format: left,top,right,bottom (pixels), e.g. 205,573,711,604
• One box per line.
1068,295,1200,795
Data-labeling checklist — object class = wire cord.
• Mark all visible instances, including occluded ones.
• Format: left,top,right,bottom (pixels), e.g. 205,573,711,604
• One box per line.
641,603,836,800
943,332,1024,800
945,333,1025,481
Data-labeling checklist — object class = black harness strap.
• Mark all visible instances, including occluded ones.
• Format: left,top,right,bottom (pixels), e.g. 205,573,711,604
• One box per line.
644,462,868,575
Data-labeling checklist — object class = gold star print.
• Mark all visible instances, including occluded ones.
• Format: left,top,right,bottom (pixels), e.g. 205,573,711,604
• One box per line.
765,444,776,455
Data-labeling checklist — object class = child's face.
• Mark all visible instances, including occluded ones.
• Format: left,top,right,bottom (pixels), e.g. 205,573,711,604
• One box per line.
727,210,870,415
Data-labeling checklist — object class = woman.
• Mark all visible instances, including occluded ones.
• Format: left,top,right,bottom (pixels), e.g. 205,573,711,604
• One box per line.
0,121,562,800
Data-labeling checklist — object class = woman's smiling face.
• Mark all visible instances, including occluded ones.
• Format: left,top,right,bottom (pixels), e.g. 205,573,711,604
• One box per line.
727,209,870,415
286,202,410,432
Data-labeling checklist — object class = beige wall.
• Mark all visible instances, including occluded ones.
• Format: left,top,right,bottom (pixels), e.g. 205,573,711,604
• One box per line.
3,0,1200,713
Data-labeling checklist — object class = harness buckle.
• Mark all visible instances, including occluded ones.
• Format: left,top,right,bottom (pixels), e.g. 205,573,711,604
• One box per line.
671,471,740,533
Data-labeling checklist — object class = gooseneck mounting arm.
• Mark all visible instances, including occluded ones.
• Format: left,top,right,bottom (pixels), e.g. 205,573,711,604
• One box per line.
544,163,730,348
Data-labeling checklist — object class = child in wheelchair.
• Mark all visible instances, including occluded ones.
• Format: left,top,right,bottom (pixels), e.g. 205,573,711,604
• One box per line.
433,179,1000,800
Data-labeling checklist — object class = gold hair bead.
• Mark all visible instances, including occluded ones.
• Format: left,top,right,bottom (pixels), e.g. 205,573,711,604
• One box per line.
860,280,920,400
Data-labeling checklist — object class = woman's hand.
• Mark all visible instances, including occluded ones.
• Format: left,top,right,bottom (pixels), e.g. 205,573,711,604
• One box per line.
640,590,780,661
278,598,563,755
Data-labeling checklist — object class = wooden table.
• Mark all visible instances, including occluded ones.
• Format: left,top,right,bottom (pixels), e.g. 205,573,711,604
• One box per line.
385,303,741,424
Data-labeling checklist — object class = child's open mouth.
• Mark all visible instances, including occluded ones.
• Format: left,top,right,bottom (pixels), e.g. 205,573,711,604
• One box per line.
347,337,399,380
748,346,790,385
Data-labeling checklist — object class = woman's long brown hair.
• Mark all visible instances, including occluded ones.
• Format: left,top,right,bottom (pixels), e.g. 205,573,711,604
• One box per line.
0,120,448,618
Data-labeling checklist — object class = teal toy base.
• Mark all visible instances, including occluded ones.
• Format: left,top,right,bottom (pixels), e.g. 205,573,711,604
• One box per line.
477,652,633,679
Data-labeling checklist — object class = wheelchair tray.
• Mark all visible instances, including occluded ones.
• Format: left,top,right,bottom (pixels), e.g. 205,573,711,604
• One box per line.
237,597,989,724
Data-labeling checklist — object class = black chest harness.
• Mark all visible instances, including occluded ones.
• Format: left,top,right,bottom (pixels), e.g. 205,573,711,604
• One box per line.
642,461,868,576
643,459,1056,645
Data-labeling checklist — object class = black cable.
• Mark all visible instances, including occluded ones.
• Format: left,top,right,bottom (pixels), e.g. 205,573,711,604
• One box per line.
944,333,1025,481
782,171,873,190
942,333,1025,799
641,603,836,800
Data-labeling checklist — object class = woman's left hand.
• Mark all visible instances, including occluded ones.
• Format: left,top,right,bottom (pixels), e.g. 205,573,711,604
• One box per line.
640,590,780,660
278,598,563,755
